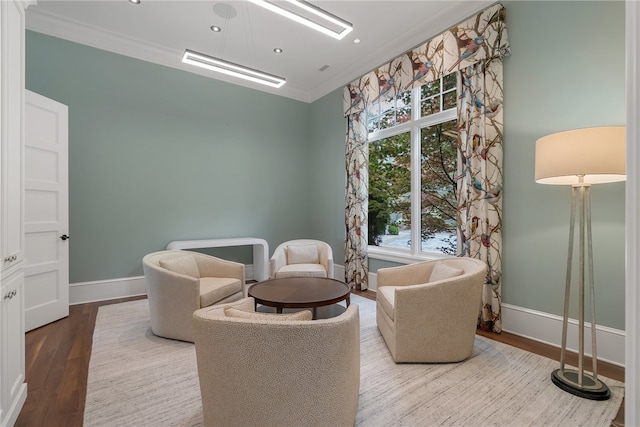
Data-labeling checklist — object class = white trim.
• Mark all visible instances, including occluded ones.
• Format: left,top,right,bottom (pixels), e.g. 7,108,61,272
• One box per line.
3,383,27,427
502,303,625,368
363,269,624,367
368,246,449,266
626,0,639,423
367,270,378,291
334,264,345,284
69,276,147,305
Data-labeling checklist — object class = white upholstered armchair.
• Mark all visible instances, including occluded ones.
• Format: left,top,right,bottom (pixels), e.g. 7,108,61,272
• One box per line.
192,297,360,427
269,239,334,278
142,250,245,342
376,257,487,363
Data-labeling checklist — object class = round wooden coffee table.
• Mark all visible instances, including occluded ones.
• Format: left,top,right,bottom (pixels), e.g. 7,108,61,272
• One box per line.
248,277,351,319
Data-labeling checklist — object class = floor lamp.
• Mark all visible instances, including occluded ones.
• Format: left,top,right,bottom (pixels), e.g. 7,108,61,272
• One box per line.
535,126,626,401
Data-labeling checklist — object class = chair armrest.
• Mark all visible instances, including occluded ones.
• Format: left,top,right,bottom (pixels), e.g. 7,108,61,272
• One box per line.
392,276,483,336
269,249,287,278
144,267,201,313
317,244,334,277
194,297,256,319
324,258,334,278
377,262,435,287
196,255,245,282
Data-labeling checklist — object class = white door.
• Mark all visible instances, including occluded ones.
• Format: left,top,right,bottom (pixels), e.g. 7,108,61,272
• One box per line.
23,90,69,331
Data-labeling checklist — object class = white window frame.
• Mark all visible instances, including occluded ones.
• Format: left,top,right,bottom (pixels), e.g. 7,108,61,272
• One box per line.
367,82,457,264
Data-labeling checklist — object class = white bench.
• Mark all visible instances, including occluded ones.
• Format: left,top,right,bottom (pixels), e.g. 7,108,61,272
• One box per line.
166,237,269,282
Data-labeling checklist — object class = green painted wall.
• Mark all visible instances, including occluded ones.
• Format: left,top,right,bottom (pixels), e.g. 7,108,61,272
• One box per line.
26,0,626,330
26,31,312,282
501,0,625,330
308,88,347,263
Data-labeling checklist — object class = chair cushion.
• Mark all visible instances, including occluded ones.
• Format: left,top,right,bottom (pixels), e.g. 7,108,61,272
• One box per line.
159,255,200,278
275,264,327,278
286,244,319,264
429,262,464,282
377,286,396,321
199,277,243,307
224,307,313,321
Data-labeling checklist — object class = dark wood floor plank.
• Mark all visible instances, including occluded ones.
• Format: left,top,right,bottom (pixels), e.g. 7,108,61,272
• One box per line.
16,291,624,427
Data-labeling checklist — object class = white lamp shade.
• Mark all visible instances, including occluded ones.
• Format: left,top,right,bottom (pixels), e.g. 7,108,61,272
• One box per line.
535,126,626,185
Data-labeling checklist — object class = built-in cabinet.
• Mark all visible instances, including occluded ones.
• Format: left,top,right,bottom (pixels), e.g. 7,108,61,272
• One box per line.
0,1,28,426
0,274,25,427
1,0,24,275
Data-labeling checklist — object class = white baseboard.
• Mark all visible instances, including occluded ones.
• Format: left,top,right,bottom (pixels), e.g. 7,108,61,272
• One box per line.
70,265,256,305
70,276,147,305
360,267,624,368
502,303,625,367
3,383,27,427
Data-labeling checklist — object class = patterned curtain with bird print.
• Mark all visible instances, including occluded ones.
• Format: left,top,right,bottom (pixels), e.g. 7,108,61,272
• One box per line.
345,112,369,290
342,3,509,305
456,60,505,333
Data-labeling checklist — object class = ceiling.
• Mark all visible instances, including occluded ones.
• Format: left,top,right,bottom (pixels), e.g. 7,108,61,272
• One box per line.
26,0,494,103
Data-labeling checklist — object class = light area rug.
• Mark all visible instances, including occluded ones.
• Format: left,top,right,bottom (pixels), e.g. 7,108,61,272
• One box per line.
84,295,624,427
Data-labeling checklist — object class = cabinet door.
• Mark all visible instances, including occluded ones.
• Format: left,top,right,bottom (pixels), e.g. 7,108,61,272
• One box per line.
1,0,25,274
0,272,26,427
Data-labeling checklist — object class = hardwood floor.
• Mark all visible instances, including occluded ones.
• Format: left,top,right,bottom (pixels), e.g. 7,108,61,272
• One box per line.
16,290,624,426
16,295,146,427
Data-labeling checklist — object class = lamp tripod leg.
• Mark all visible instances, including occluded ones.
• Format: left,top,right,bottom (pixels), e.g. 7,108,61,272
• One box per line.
585,187,599,380
551,184,610,400
559,186,577,372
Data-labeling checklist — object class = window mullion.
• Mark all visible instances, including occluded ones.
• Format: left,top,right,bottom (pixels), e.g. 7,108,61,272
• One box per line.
439,76,444,112
410,86,421,256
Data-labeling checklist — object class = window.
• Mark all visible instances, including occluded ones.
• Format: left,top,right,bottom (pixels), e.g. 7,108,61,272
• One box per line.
368,73,458,258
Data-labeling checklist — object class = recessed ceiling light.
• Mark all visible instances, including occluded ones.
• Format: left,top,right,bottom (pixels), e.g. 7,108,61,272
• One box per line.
128,0,140,4
211,25,222,32
273,48,283,54
353,38,361,44
247,0,353,40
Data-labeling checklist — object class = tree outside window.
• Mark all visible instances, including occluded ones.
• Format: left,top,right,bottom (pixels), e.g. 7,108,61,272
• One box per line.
420,120,457,254
368,132,410,246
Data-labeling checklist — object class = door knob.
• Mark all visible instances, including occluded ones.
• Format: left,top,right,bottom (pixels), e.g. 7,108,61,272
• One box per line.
60,234,69,241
